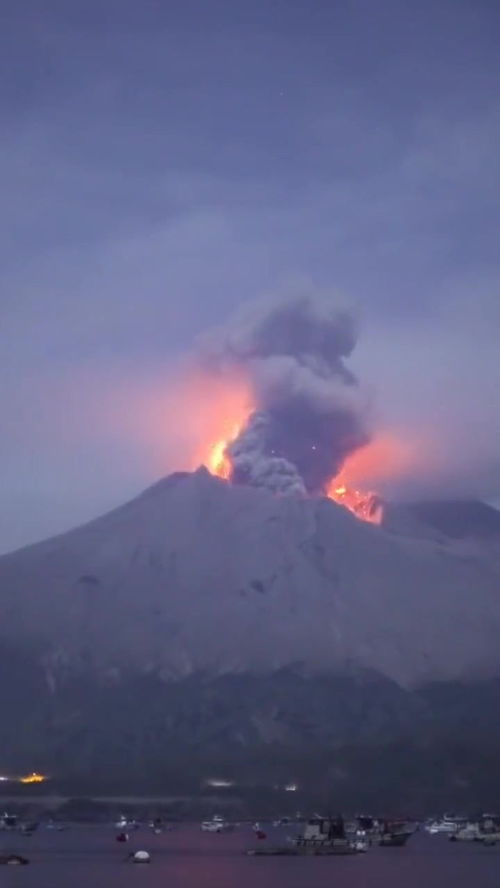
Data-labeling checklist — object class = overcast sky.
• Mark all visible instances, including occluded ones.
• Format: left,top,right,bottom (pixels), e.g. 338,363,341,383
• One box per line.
1,0,499,553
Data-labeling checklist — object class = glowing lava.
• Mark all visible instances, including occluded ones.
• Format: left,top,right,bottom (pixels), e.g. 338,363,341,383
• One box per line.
189,374,254,475
326,477,383,524
198,385,425,525
208,424,242,480
205,412,385,524
323,433,424,523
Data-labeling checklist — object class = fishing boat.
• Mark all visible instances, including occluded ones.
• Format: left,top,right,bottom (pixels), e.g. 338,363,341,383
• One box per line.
248,816,360,856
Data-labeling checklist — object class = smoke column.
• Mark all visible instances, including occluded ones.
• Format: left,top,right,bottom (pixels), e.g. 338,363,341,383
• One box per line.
199,291,371,495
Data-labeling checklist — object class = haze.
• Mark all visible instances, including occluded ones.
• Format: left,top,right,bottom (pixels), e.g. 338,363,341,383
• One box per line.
1,0,499,554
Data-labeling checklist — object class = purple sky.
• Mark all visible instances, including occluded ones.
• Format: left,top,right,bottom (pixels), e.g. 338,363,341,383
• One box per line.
2,0,500,553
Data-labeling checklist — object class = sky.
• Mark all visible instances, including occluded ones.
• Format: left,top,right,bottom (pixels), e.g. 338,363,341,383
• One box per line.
1,0,500,553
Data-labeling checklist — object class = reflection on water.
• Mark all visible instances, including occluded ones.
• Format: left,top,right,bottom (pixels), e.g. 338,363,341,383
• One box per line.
1,824,500,888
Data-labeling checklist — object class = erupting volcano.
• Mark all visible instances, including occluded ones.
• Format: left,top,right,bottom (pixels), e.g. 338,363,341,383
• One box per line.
206,419,383,524
192,290,390,524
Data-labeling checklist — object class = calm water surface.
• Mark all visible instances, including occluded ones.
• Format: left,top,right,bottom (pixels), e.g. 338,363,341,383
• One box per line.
1,824,499,888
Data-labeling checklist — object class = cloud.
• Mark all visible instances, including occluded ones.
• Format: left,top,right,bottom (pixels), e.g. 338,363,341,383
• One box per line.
1,0,500,549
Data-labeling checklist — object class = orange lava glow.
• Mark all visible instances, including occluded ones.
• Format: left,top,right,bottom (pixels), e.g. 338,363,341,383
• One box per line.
200,392,418,526
324,434,419,524
325,477,383,524
208,423,242,479
332,433,418,487
192,375,254,477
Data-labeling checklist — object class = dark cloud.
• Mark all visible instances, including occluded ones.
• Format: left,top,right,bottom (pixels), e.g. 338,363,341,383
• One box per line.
1,0,500,550
201,292,369,493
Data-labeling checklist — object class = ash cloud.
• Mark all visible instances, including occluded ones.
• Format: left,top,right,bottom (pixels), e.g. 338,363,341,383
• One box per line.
200,291,371,494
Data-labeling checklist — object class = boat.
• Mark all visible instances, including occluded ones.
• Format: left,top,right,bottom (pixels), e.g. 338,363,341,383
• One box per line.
476,815,500,845
0,812,18,831
450,822,481,841
0,854,29,865
114,815,138,830
129,850,151,863
425,815,464,835
481,833,500,846
378,820,413,847
379,831,411,847
201,815,233,833
248,816,360,856
20,821,39,835
45,820,67,831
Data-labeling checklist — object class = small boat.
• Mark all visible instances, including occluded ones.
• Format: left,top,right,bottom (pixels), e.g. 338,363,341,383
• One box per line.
249,816,360,856
201,815,233,833
425,815,464,835
481,834,500,846
378,820,413,847
379,831,411,847
20,821,39,835
116,832,129,843
0,812,18,831
450,822,480,841
149,816,173,834
0,854,29,865
129,850,150,863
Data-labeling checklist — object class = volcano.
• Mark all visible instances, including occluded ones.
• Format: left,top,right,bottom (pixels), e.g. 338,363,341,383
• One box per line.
1,466,500,683
1,470,500,806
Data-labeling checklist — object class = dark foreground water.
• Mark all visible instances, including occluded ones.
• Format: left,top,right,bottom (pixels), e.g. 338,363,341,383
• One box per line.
1,824,499,888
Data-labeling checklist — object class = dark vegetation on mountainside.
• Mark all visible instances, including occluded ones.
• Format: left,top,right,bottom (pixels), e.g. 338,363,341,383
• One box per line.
1,640,500,812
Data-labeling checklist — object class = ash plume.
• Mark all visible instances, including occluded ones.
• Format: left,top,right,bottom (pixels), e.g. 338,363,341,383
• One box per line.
200,291,371,494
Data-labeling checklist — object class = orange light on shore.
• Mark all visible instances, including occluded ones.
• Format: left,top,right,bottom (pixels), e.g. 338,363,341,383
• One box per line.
19,772,47,784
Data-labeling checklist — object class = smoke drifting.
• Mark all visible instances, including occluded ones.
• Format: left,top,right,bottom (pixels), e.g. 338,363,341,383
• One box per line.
199,292,371,494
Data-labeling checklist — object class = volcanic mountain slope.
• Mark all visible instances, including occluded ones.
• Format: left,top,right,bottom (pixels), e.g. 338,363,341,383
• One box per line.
2,469,500,807
1,467,500,687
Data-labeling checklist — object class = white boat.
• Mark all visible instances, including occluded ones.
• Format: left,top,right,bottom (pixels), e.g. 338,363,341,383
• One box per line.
450,822,480,841
114,815,135,830
425,815,464,835
201,815,233,833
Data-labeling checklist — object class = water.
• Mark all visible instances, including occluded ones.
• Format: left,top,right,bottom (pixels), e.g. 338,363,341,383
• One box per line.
1,825,499,888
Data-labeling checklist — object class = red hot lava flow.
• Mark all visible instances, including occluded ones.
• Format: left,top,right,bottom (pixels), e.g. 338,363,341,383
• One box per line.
201,398,393,525
325,476,382,525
